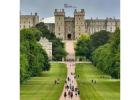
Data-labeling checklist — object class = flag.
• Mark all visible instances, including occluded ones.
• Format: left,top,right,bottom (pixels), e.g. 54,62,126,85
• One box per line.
64,4,77,8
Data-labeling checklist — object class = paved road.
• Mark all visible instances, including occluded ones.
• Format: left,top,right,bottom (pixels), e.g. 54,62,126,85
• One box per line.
59,40,80,100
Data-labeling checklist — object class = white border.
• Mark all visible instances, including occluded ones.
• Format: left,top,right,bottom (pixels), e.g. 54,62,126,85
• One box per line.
0,0,140,100
0,0,19,100
121,0,140,100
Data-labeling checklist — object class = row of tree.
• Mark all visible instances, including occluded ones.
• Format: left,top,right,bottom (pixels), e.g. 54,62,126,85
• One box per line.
20,28,50,83
75,29,120,78
20,22,67,83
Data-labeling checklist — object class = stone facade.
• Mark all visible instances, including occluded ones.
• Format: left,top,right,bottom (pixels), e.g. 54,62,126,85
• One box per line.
20,9,120,40
53,9,120,40
38,37,52,60
20,13,39,29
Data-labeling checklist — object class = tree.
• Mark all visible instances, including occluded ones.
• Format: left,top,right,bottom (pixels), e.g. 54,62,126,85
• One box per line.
90,30,111,51
35,22,67,61
75,34,90,59
92,28,120,78
35,22,56,39
20,53,30,83
20,28,50,83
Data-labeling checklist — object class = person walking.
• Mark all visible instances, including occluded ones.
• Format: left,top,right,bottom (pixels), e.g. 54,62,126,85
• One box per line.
70,91,73,99
78,89,80,96
64,91,67,99
68,90,71,98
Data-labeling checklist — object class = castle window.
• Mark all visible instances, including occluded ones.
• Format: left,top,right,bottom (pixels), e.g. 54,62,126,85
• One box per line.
58,33,60,35
24,25,25,28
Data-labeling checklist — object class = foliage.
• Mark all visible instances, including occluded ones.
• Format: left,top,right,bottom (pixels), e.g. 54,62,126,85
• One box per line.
35,22,67,61
75,29,120,78
89,30,111,53
75,31,111,60
92,28,120,78
20,28,50,83
75,34,90,59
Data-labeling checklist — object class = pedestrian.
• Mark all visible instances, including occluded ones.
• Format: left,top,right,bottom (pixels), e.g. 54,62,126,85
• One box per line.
67,85,69,90
70,91,73,99
68,90,71,98
72,86,74,91
75,91,77,96
64,91,67,98
94,80,96,84
70,83,72,90
65,80,67,84
75,87,77,92
78,89,80,96
78,75,79,78
91,80,94,83
54,80,57,84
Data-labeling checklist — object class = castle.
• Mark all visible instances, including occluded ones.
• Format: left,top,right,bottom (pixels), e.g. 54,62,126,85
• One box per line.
20,9,120,40
47,9,120,40
20,12,39,29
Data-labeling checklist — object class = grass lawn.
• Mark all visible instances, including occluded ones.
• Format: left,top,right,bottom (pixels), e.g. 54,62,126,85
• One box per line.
20,63,67,100
76,63,120,100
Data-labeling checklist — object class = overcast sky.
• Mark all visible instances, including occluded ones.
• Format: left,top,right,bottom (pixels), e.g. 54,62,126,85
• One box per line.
20,0,120,19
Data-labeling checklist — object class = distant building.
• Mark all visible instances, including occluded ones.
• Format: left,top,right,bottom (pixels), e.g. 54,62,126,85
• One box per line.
38,37,52,60
20,12,39,29
45,9,120,40
20,9,120,40
40,17,55,33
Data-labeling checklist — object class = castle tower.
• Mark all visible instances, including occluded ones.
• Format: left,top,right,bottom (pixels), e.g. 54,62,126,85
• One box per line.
33,12,39,25
54,9,65,40
74,9,85,39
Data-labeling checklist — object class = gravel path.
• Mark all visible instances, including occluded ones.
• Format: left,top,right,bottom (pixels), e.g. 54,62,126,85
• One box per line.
59,40,80,100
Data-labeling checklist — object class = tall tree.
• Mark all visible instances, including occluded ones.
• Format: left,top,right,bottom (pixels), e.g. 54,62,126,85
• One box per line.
20,28,50,83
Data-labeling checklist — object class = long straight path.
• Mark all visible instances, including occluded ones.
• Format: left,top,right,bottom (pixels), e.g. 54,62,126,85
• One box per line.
59,40,80,100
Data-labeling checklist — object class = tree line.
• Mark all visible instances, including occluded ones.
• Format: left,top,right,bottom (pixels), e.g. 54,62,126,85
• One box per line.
20,28,50,83
20,22,67,83
75,28,120,78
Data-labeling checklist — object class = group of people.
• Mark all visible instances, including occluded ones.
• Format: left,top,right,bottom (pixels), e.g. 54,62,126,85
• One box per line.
91,79,96,84
63,62,80,99
64,76,80,99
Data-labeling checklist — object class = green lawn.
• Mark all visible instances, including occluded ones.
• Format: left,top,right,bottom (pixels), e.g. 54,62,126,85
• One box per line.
20,63,67,100
76,63,120,100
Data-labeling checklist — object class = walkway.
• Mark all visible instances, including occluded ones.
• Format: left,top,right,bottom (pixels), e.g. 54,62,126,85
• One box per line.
59,40,80,100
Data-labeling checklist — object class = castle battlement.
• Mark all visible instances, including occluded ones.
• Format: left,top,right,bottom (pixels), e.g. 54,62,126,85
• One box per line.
53,9,120,40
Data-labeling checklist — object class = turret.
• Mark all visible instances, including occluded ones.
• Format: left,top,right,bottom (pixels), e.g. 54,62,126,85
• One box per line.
34,12,39,25
74,9,85,39
54,9,65,40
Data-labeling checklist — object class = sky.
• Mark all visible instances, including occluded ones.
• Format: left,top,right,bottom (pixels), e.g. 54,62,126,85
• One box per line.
20,0,120,19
